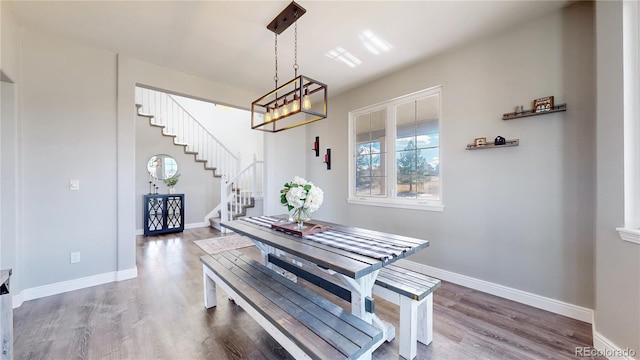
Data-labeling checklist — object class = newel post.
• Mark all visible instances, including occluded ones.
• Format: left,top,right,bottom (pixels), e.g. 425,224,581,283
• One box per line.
252,154,257,196
220,175,228,233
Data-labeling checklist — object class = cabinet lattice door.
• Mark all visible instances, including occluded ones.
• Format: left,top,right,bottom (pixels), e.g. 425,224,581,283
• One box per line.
143,194,184,236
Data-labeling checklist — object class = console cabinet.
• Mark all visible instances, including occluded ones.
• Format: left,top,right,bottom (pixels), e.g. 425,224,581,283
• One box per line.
143,194,184,236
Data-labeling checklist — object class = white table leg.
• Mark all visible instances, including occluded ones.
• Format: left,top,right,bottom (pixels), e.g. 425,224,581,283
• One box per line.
250,240,271,267
250,240,297,281
333,270,395,346
334,272,377,322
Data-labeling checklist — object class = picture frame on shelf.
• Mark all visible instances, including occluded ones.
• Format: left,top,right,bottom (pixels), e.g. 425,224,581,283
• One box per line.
474,137,487,147
533,96,554,113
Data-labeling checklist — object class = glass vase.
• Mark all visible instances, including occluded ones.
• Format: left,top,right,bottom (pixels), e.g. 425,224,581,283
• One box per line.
289,207,311,230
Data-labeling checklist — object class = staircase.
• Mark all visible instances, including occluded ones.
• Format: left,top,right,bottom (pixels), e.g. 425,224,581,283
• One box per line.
208,155,264,232
135,87,263,230
208,189,254,230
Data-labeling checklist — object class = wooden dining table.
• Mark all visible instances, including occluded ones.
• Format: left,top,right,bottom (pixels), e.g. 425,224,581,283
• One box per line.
220,215,431,350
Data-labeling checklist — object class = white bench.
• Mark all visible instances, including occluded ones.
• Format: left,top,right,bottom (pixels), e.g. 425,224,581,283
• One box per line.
268,254,440,360
201,250,382,360
373,263,441,360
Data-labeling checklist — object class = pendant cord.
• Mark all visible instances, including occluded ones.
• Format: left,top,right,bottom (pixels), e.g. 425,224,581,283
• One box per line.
274,32,279,89
293,11,299,77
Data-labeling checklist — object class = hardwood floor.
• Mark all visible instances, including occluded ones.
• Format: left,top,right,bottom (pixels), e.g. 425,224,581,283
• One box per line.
13,227,598,359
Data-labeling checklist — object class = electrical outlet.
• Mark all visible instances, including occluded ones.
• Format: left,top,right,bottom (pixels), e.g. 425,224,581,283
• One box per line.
70,252,80,264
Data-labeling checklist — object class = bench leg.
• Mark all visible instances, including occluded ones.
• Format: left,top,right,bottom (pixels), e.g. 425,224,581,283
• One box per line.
203,266,217,309
355,350,373,360
417,294,433,346
399,294,434,359
399,296,418,360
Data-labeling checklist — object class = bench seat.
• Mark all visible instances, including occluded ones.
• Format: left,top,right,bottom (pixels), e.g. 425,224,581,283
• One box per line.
201,250,382,360
374,262,441,360
267,254,440,360
375,262,441,301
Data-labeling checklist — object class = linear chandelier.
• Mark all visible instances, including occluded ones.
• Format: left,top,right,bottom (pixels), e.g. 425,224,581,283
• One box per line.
251,1,328,133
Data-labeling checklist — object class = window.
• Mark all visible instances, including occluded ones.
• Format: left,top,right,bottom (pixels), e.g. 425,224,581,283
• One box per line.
348,87,442,211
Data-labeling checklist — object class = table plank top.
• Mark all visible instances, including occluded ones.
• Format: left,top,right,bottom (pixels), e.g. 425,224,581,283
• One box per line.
221,217,429,279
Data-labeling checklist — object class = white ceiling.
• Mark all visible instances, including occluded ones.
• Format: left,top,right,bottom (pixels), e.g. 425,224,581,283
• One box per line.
5,0,570,97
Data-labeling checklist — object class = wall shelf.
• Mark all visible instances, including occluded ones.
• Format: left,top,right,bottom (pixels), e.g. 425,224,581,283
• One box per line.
502,104,567,120
466,139,519,150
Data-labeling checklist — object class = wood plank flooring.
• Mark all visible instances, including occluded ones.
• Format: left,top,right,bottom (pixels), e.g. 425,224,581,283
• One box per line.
13,227,599,359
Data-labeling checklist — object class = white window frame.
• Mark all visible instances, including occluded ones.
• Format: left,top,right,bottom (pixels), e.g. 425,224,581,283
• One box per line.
347,86,444,212
617,0,640,244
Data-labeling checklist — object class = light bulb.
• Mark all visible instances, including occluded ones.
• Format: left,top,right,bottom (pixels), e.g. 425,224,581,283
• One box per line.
273,106,280,119
291,96,300,112
302,90,312,110
265,111,272,122
282,101,290,117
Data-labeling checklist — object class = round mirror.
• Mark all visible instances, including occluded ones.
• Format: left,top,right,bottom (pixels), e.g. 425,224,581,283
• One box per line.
147,154,178,180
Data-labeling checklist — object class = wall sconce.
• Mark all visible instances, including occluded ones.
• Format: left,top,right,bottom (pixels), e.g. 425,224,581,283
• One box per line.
312,136,320,157
324,148,331,170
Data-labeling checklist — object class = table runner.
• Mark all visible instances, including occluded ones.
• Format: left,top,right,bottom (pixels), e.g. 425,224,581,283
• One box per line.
242,216,410,262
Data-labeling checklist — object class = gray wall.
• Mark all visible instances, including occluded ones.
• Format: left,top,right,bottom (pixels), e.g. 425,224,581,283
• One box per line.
299,2,595,308
1,81,18,290
263,126,307,216
595,1,640,353
19,28,119,288
0,0,21,292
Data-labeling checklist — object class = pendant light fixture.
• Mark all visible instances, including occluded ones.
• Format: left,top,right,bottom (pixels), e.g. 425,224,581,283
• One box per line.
251,1,328,132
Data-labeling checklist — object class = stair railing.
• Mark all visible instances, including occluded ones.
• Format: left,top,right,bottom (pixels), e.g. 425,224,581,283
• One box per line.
135,87,240,179
219,155,264,229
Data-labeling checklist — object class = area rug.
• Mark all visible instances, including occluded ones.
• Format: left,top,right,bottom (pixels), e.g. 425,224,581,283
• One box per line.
194,234,255,255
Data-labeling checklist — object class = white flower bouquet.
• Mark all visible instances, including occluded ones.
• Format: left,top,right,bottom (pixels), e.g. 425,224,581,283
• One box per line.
280,176,324,226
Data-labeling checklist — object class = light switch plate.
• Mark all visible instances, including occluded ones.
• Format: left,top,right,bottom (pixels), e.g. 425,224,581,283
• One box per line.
70,179,80,191
70,252,80,263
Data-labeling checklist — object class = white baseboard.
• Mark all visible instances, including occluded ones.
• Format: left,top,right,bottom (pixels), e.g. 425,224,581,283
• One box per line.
12,267,137,309
116,267,137,281
12,291,23,308
397,259,594,323
185,222,207,229
593,330,638,360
